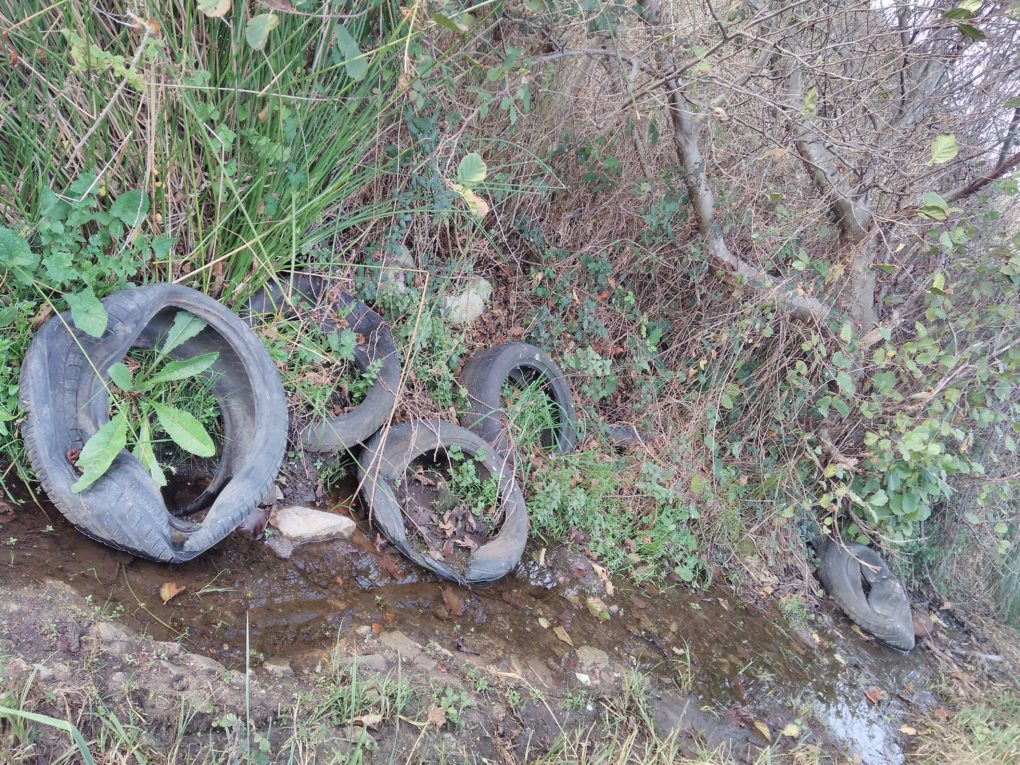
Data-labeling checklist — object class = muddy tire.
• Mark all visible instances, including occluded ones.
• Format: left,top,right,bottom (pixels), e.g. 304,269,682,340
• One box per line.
19,284,288,563
358,420,528,584
243,275,401,453
457,343,578,457
816,541,915,651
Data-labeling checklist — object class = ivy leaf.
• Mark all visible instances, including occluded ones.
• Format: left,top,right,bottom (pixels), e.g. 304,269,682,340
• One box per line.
245,14,279,52
71,412,128,492
197,0,231,18
151,401,215,458
139,351,219,390
335,25,368,81
930,134,958,165
955,23,986,41
457,153,487,188
66,287,108,338
151,235,175,259
161,311,208,354
0,226,39,280
802,84,818,120
109,190,150,226
108,362,134,391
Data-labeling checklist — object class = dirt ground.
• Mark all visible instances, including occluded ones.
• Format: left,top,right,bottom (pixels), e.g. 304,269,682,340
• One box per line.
2,481,1015,765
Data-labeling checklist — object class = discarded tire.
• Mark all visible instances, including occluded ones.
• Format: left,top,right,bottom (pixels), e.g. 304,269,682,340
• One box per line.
19,284,288,563
358,420,528,584
816,541,915,652
243,275,401,453
457,342,578,456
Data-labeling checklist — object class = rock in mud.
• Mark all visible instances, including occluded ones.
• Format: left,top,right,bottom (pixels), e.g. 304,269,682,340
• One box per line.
269,505,356,546
442,276,492,325
265,534,295,559
576,645,611,671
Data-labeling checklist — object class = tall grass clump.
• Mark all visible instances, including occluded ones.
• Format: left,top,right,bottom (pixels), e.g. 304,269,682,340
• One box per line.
0,0,408,482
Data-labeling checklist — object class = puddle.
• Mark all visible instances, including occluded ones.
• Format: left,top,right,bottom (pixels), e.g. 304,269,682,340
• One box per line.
0,484,940,764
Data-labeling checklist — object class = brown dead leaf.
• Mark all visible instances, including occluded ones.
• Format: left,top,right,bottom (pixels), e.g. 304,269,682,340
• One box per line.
864,687,887,705
349,713,383,729
899,725,917,736
752,720,772,742
427,704,446,728
553,625,574,647
931,707,952,722
591,562,614,597
441,587,466,617
159,582,186,605
586,597,610,622
781,723,801,738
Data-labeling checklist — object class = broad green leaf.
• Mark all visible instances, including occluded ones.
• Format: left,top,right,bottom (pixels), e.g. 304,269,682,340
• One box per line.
109,190,150,226
832,396,851,418
956,23,986,41
930,272,947,295
108,362,134,391
869,489,889,507
836,371,855,395
140,351,219,390
161,311,208,354
457,153,487,187
66,288,108,338
335,25,368,81
152,401,215,457
0,226,39,281
197,0,230,18
432,12,468,33
245,13,279,52
132,415,166,487
931,134,958,164
919,191,949,221
802,85,818,120
0,305,17,328
839,323,853,343
1004,97,1020,109
958,0,982,10
71,412,128,492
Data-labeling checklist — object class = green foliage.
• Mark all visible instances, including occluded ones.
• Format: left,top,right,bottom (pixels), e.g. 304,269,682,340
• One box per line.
72,312,221,492
446,444,500,526
527,451,700,583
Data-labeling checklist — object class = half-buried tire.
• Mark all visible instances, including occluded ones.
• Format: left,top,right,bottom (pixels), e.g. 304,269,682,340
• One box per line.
457,342,578,458
816,540,915,652
19,284,288,563
243,275,401,453
358,420,528,584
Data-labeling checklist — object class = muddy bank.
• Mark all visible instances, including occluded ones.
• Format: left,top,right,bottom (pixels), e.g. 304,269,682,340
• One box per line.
0,484,961,764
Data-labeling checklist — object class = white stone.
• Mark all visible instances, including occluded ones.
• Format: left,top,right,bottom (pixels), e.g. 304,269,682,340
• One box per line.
269,505,356,546
443,277,492,325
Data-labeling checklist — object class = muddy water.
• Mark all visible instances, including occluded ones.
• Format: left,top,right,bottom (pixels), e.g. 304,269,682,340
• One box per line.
0,488,938,764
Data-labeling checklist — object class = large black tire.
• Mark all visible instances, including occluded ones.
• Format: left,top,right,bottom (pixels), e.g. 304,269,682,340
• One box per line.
358,420,528,584
457,343,578,457
19,284,288,563
816,541,915,652
243,275,401,453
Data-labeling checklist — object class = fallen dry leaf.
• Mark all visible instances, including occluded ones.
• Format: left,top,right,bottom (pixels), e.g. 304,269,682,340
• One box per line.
781,722,801,738
441,587,466,617
538,617,551,629
591,562,615,597
752,720,772,742
864,687,887,705
553,625,574,647
899,725,917,736
159,582,185,604
427,704,446,728
349,713,383,729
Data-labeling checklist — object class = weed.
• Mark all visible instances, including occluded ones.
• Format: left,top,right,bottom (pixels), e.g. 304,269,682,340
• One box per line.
433,686,473,727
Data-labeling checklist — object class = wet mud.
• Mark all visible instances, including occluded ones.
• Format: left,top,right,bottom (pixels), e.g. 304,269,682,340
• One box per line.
0,484,942,764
